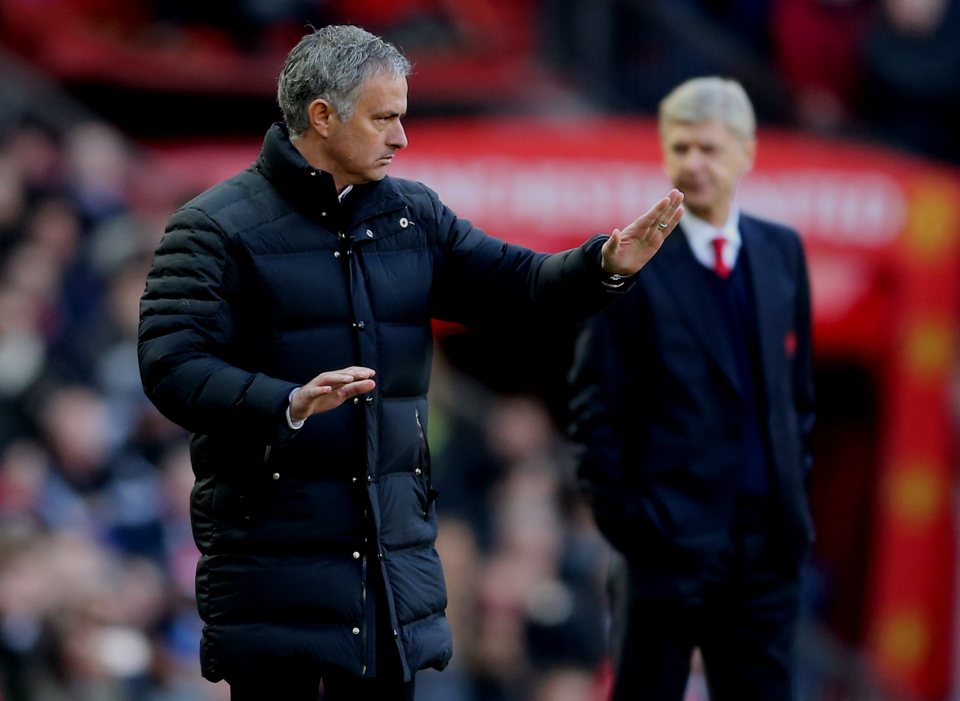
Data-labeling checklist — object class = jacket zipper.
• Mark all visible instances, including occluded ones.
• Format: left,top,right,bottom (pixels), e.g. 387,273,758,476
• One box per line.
360,553,368,676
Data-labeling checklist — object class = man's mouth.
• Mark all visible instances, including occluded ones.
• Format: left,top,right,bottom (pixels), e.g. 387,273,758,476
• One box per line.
679,180,706,195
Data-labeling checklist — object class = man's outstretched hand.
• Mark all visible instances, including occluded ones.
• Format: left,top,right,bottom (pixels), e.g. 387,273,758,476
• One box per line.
601,189,684,275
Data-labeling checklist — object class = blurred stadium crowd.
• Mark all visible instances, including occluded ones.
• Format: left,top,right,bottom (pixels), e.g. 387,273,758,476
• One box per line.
0,0,957,700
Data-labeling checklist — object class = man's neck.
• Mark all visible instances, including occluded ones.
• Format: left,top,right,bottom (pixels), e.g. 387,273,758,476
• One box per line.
290,132,350,194
691,204,732,228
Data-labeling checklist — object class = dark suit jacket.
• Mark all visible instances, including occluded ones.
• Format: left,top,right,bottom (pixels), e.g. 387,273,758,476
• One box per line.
568,214,816,571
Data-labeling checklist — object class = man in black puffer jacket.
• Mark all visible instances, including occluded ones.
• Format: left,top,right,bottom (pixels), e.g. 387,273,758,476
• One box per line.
138,24,683,701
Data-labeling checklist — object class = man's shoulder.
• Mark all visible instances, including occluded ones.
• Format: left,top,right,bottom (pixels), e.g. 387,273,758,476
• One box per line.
178,167,263,215
380,175,439,203
172,166,275,233
740,211,800,240
740,211,809,272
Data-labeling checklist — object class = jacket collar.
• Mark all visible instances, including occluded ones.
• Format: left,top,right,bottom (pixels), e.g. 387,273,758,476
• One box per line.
741,215,786,402
256,123,408,227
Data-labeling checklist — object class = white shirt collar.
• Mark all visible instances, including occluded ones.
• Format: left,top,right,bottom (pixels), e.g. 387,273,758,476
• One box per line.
681,207,742,271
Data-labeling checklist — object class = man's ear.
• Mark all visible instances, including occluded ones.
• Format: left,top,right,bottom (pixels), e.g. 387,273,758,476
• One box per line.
742,137,757,173
307,99,335,137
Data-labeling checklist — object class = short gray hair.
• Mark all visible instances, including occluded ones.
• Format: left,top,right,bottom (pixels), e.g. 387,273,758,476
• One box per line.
658,77,756,141
277,25,411,137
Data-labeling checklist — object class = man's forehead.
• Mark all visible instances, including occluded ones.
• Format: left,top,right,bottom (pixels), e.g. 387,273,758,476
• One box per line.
662,119,740,142
356,74,407,104
358,71,408,92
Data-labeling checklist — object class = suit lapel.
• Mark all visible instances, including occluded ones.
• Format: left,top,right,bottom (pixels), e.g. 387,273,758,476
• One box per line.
742,218,783,401
653,227,743,395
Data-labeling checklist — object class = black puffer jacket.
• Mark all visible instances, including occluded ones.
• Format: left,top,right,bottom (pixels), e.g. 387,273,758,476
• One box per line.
138,124,623,683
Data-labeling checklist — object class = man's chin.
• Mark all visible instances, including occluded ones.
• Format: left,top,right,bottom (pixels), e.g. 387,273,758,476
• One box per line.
678,193,710,215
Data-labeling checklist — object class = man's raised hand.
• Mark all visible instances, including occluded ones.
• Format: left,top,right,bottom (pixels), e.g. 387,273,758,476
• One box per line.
601,189,684,275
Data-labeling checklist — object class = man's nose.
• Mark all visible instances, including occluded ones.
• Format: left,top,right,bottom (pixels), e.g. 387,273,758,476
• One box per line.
680,149,703,170
389,121,408,150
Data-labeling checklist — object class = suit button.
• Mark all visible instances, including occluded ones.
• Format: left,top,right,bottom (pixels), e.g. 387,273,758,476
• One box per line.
272,473,280,480
352,551,360,559
352,627,360,635
356,321,365,330
365,396,374,406
415,468,422,476
334,251,341,258
366,474,373,484
353,397,360,405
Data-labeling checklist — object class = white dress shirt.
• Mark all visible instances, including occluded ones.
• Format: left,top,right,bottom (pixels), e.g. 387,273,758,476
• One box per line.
681,207,742,273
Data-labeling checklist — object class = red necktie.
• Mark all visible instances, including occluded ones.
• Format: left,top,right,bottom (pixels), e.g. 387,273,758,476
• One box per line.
711,236,731,279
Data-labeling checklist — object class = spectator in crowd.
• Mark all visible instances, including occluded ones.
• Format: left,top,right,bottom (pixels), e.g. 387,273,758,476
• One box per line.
568,77,815,700
859,0,960,163
771,0,872,133
137,23,683,701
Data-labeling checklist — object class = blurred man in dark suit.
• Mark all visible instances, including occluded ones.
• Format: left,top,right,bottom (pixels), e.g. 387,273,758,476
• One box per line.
568,76,815,701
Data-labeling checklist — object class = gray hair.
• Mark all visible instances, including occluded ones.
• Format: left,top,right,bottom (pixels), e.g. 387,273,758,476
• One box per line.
277,25,411,137
658,77,756,141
